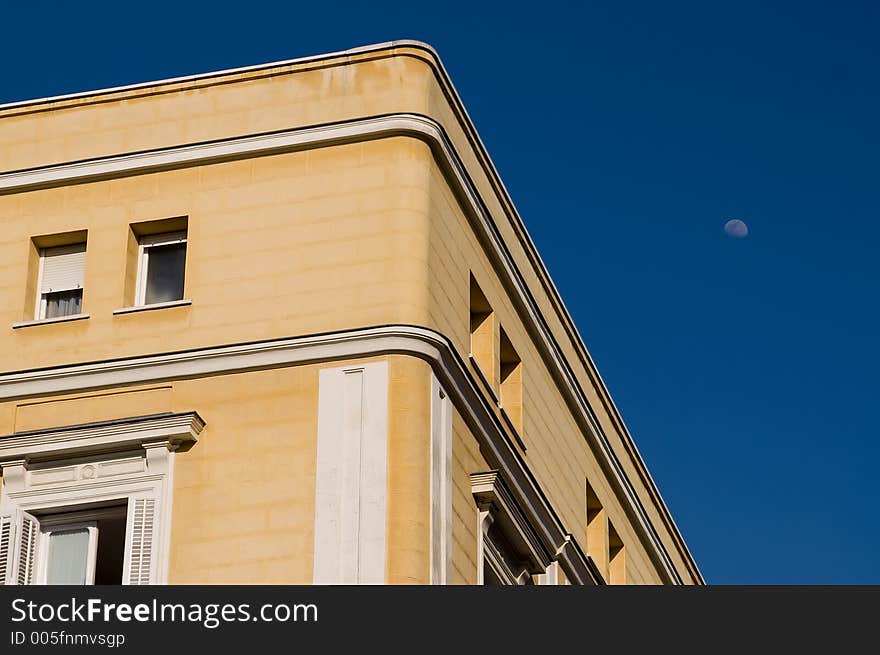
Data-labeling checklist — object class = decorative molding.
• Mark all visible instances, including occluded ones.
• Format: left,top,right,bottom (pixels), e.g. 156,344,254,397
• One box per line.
475,509,491,585
430,374,453,585
471,470,550,576
27,456,145,488
0,326,423,401
0,114,440,195
0,39,700,583
482,531,525,586
0,413,197,585
313,362,388,584
537,561,559,586
0,412,204,465
0,41,428,114
0,325,605,584
555,534,605,586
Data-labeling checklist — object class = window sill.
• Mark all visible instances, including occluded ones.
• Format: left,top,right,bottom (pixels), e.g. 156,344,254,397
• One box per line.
113,299,192,315
499,405,527,453
12,313,90,329
468,354,499,403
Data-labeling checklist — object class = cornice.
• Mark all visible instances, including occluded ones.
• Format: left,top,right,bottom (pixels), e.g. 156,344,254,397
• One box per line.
0,114,436,194
2,325,625,585
471,470,551,575
0,411,204,465
0,40,437,115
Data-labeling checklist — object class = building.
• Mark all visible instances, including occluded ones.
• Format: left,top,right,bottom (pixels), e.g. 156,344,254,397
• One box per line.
0,41,702,585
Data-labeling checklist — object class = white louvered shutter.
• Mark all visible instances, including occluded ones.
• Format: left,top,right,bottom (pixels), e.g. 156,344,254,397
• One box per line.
15,512,39,586
124,498,157,585
40,244,86,293
0,515,12,585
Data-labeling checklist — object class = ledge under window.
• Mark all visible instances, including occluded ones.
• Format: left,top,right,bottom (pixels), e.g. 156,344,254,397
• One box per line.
113,298,192,315
499,405,527,453
468,354,499,402
12,313,90,329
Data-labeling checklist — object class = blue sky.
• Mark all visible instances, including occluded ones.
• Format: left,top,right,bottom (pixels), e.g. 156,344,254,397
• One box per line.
2,1,877,584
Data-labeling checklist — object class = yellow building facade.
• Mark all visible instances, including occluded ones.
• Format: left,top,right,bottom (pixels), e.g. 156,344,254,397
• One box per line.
0,41,702,585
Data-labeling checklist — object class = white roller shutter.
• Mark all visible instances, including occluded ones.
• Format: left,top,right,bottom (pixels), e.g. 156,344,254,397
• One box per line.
40,243,86,294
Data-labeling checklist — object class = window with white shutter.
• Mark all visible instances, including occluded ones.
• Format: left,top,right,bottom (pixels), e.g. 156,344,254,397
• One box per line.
0,504,142,586
124,498,157,585
0,515,12,585
0,412,202,586
36,243,86,320
15,512,39,586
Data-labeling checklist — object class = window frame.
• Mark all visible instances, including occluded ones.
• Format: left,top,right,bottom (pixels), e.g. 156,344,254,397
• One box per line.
468,275,496,396
34,243,87,321
498,327,523,438
35,505,127,586
471,471,550,586
0,412,204,586
37,520,99,586
135,231,188,307
4,486,160,587
480,512,528,585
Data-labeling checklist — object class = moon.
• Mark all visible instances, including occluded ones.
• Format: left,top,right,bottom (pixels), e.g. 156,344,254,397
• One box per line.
724,219,749,238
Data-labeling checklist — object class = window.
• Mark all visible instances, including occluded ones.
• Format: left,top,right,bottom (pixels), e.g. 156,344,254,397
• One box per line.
499,328,523,434
472,471,549,586
536,561,561,585
35,243,86,320
0,411,204,586
469,276,495,389
42,520,97,585
586,480,609,579
136,231,187,306
468,276,525,443
8,501,148,586
481,519,533,586
608,522,626,585
32,505,126,585
585,481,624,584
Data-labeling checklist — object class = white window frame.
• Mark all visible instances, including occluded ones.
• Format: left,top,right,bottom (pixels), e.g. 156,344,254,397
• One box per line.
471,471,550,586
135,231,187,307
0,412,204,586
37,519,99,585
34,505,127,585
478,510,532,585
537,561,560,585
35,254,46,320
34,244,87,320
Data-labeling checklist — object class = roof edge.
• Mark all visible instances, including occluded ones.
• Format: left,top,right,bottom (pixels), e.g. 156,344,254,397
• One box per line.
0,39,440,113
